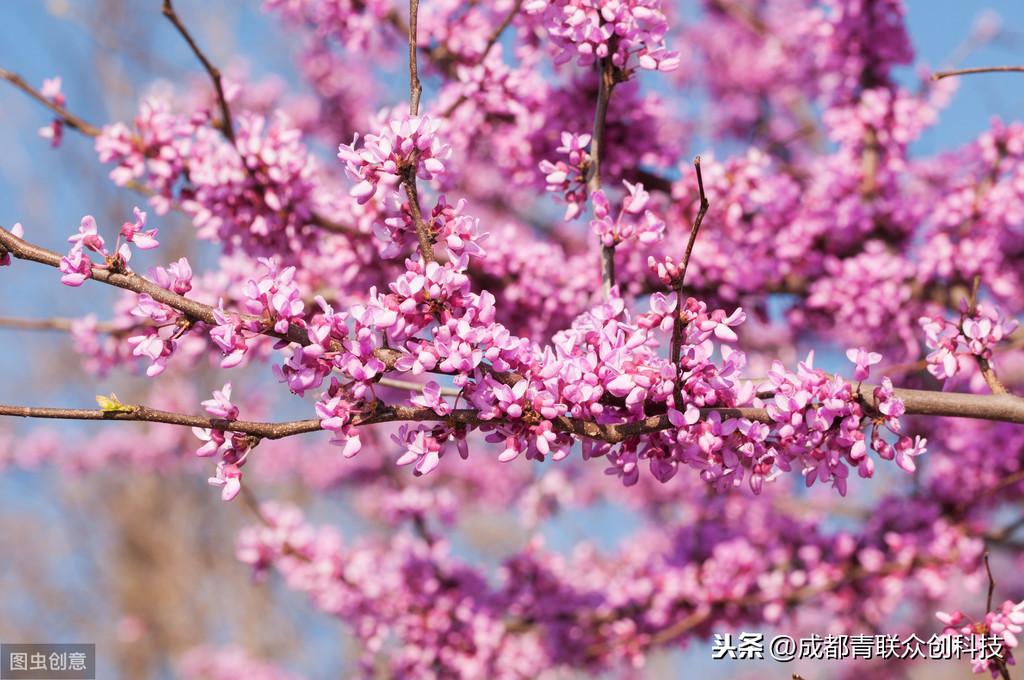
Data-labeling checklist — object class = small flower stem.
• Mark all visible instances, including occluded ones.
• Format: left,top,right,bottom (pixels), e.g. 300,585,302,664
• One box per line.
588,57,619,296
161,0,236,142
408,0,423,117
933,65,1024,80
670,158,711,399
968,275,1010,395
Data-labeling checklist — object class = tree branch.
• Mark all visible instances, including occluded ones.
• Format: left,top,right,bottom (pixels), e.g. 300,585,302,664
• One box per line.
3,227,1024,431
588,57,619,296
0,315,122,334
670,157,710,400
0,68,100,137
161,0,235,142
933,66,1024,80
0,403,321,440
399,0,436,264
407,0,423,117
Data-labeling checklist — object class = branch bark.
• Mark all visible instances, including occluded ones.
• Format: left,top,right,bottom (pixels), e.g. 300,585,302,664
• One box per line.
933,66,1024,80
3,227,1023,435
0,68,100,137
162,0,235,142
588,57,618,296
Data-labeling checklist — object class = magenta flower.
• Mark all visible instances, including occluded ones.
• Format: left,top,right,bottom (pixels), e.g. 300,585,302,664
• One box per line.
37,76,65,147
845,347,883,381
119,207,159,250
202,383,240,421
59,245,92,287
338,113,451,205
208,461,243,502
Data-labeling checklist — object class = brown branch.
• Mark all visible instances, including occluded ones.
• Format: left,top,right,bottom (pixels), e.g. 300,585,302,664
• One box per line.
1,67,361,240
0,315,122,334
480,0,523,62
667,158,708,403
440,0,525,118
670,158,711,403
933,66,1024,80
398,0,437,264
983,552,1014,680
588,57,619,295
968,275,1010,395
0,68,101,137
3,227,1024,430
985,552,996,612
400,173,437,263
161,0,235,142
0,403,321,440
677,156,710,291
407,0,423,116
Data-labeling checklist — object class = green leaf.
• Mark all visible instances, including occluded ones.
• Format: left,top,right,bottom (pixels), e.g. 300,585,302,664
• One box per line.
95,393,134,414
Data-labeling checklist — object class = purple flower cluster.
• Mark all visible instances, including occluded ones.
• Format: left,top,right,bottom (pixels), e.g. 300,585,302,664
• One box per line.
338,113,451,205
920,302,1020,382
526,0,680,71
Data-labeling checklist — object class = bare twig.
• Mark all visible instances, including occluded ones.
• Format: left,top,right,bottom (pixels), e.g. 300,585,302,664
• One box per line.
408,0,423,117
933,65,1024,80
670,158,710,404
0,403,321,440
480,0,523,62
588,57,619,295
982,553,1014,680
161,0,235,142
985,552,996,612
399,0,436,263
0,316,121,334
677,156,710,288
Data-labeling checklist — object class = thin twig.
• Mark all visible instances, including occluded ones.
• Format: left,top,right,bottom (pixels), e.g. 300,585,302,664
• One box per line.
677,156,710,290
588,56,619,295
440,0,525,118
0,403,321,440
985,552,996,612
968,275,1010,395
0,68,101,137
408,0,423,117
161,0,236,142
983,553,1013,680
399,0,436,263
933,65,1024,80
0,315,122,334
480,0,523,61
670,158,710,405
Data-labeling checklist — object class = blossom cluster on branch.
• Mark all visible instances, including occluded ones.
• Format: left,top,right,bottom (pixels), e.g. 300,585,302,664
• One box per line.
1,0,1024,677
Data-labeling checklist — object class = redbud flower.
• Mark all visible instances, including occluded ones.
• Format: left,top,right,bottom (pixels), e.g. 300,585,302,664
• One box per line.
208,461,243,502
37,76,65,148
846,347,882,381
202,383,240,421
59,246,92,287
338,113,451,204
119,207,159,250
